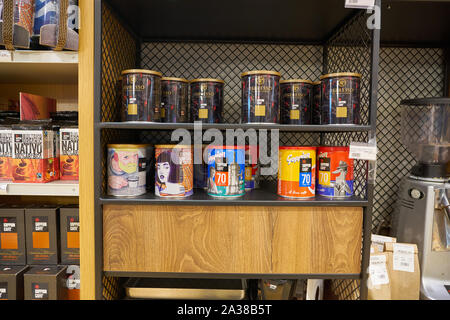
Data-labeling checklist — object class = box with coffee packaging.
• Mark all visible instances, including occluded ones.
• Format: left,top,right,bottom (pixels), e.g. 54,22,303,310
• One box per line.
59,127,79,180
24,266,67,300
25,206,60,265
60,206,79,265
0,205,26,265
0,265,28,300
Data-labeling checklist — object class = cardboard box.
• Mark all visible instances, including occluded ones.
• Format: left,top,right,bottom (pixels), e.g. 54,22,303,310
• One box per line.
59,128,79,180
0,265,28,300
384,242,420,300
11,121,58,183
60,264,80,300
0,205,27,265
25,206,60,265
371,234,396,253
24,266,67,300
0,124,13,181
60,206,79,265
19,93,56,121
367,252,391,300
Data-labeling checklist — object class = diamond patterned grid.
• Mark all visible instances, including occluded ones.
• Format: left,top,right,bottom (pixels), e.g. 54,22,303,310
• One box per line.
374,47,445,231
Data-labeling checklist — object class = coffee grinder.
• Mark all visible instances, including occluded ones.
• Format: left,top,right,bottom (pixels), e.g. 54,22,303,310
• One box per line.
393,97,450,300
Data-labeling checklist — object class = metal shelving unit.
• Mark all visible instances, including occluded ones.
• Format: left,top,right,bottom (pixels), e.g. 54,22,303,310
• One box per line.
93,0,383,300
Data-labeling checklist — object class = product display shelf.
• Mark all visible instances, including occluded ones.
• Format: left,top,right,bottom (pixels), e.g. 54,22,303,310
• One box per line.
0,50,78,84
0,180,79,196
98,122,372,132
100,187,368,207
82,0,384,301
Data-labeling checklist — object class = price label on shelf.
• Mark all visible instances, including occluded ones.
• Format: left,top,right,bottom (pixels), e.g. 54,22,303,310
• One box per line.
345,0,375,9
0,50,12,62
0,183,8,194
349,142,377,161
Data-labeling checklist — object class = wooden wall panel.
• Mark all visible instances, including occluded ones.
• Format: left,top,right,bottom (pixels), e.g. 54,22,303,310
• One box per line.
103,205,363,275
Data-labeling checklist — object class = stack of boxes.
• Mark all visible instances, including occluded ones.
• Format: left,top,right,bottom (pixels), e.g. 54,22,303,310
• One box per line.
0,205,80,300
0,112,79,183
368,234,420,300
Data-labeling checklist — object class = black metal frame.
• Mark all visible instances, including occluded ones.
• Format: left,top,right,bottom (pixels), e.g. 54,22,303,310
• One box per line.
93,0,381,300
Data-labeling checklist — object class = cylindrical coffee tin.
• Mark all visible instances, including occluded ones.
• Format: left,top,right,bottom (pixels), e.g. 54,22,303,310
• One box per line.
312,81,321,124
161,77,189,123
155,145,193,197
320,72,361,125
280,79,313,125
207,146,245,198
317,146,354,198
278,146,316,199
193,144,208,189
121,69,162,122
241,70,281,124
245,145,259,191
190,79,224,123
107,144,151,197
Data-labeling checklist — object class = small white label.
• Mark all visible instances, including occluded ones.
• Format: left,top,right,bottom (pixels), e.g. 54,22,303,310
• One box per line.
369,255,389,286
393,243,415,272
0,50,12,62
269,284,277,290
0,183,7,192
257,99,265,104
371,234,396,252
345,0,375,9
349,142,377,161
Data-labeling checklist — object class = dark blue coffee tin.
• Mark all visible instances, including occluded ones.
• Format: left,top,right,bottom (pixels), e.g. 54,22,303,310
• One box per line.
320,72,361,125
241,70,281,124
161,77,189,123
312,81,321,124
190,79,224,123
280,79,313,125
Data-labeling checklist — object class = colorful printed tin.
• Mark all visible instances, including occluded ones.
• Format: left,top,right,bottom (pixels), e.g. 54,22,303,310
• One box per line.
280,79,313,125
15,0,34,35
277,146,316,199
320,72,361,125
241,70,281,124
33,0,57,36
0,123,12,181
190,79,224,123
312,81,321,124
161,77,189,123
107,144,151,197
121,69,162,122
207,146,245,198
317,146,354,198
155,145,193,198
245,145,259,191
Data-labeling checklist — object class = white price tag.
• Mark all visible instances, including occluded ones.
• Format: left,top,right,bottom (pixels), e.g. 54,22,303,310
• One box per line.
345,0,375,9
393,243,415,272
0,183,8,193
369,255,389,286
349,142,377,160
0,50,12,62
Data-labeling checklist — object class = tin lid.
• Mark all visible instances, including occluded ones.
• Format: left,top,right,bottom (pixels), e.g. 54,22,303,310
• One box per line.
155,144,193,149
207,145,245,149
319,72,362,80
108,144,151,148
312,81,321,85
161,77,189,83
279,146,317,150
241,70,281,77
318,146,349,152
121,69,163,77
280,79,313,84
189,78,225,84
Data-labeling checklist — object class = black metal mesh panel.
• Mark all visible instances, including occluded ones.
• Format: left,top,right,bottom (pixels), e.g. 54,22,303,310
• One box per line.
373,47,445,232
100,2,139,299
141,42,323,124
330,279,360,300
101,2,138,122
102,275,124,300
